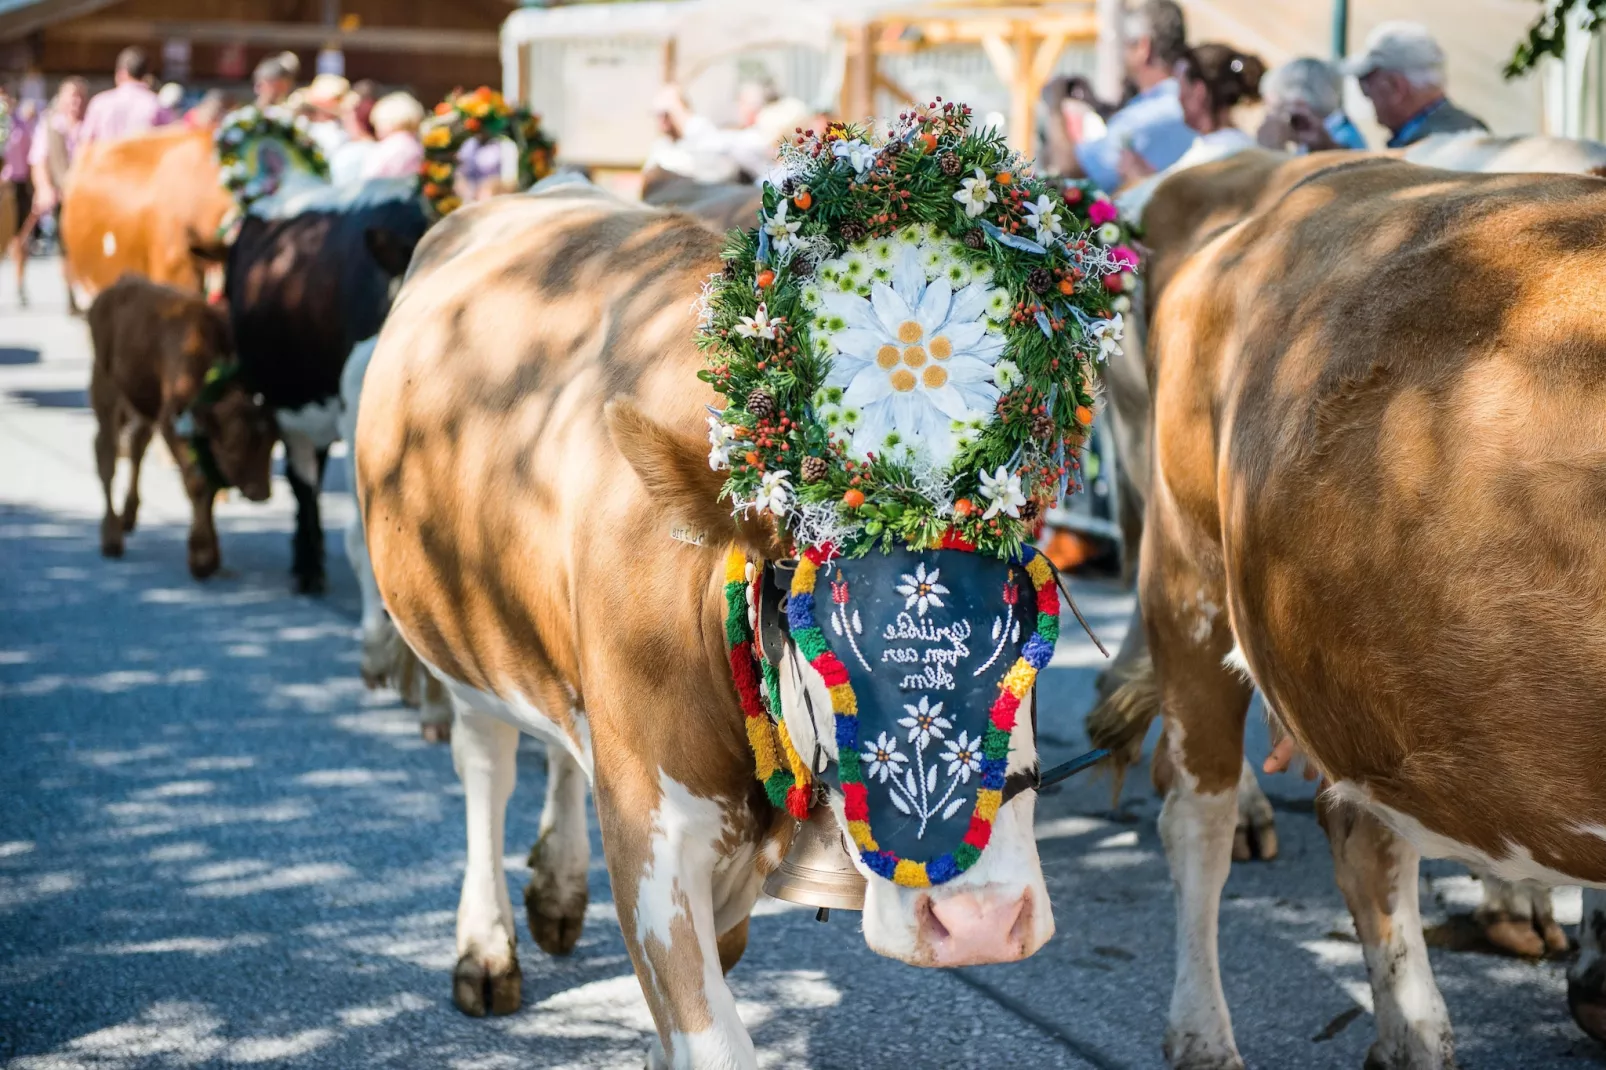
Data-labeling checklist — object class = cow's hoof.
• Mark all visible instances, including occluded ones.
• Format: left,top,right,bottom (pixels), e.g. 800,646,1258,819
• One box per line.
1571,979,1606,1047
120,504,139,534
524,871,587,957
1164,1030,1244,1070
293,572,327,596
1232,814,1278,862
188,548,220,580
452,953,522,1017
100,515,124,558
1478,911,1572,959
421,721,451,744
101,538,124,559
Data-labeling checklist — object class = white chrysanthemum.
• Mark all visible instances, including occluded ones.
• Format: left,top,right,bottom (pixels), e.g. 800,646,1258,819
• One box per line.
984,288,1012,320
1097,222,1122,245
868,237,898,265
969,262,995,288
993,358,1021,391
920,244,948,278
815,240,1007,468
800,282,825,310
841,251,870,282
942,260,973,290
896,222,927,246
818,262,842,285
869,263,895,288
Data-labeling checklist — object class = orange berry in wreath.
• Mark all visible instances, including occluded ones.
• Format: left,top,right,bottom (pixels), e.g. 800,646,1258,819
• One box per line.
843,489,866,508
954,498,974,517
1075,405,1094,426
744,451,760,467
996,171,1013,185
756,269,776,289
919,131,938,154
793,189,813,210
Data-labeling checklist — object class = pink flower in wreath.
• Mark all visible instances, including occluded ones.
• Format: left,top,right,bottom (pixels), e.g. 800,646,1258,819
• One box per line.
1103,272,1125,293
1110,245,1140,271
1087,197,1118,227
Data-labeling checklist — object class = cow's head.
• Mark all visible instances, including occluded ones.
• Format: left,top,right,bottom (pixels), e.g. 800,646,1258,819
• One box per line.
188,308,274,502
609,400,1052,968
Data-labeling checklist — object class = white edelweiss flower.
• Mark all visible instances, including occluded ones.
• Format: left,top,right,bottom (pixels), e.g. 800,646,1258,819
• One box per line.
862,731,909,783
895,561,950,617
1023,193,1064,245
756,469,793,517
953,167,997,218
814,241,1008,468
993,358,1021,391
943,731,984,783
1097,222,1122,245
707,416,738,470
977,465,1026,519
764,201,802,253
735,303,781,340
1090,313,1125,363
898,696,952,747
832,138,877,176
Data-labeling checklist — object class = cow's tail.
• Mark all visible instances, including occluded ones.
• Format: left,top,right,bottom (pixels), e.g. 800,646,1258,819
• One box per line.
1085,652,1160,804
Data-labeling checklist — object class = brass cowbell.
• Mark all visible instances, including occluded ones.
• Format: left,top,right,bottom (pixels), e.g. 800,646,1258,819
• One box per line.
764,806,867,915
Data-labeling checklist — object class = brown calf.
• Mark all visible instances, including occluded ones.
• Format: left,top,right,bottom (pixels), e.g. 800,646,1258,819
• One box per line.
89,277,274,578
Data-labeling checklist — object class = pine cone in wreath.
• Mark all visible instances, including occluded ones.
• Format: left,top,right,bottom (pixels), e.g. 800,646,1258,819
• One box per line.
747,388,776,420
1031,412,1056,440
962,229,986,251
801,455,828,483
1028,267,1054,294
839,221,868,244
1020,500,1042,522
723,258,740,280
939,152,963,176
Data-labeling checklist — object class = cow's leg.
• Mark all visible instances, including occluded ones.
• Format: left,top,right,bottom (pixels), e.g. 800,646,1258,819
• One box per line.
524,744,589,956
450,704,522,1016
119,418,154,534
1318,801,1453,1070
596,773,757,1070
1142,577,1252,1069
156,421,221,579
419,671,452,743
92,382,125,559
1569,887,1606,1045
1472,872,1568,958
284,443,328,595
1231,757,1277,862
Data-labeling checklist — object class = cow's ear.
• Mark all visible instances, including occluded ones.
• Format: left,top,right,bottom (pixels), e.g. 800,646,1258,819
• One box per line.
364,227,415,278
606,399,781,559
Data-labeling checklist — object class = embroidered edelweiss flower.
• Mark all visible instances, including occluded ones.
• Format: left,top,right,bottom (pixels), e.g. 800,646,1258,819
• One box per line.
756,469,792,516
764,201,802,252
1023,194,1064,245
954,167,997,218
896,562,950,617
832,138,877,176
862,731,909,783
978,465,1026,519
817,242,1006,467
735,303,781,340
707,416,738,470
943,731,984,783
899,696,952,747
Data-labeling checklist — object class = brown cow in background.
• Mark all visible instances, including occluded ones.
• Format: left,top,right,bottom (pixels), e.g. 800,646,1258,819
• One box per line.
89,276,274,578
62,127,234,308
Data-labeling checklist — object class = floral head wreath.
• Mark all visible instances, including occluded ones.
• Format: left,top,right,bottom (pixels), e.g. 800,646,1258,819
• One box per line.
418,86,557,218
213,105,330,214
699,101,1138,561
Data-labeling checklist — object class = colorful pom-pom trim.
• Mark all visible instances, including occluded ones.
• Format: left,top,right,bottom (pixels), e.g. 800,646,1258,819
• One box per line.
725,537,1060,889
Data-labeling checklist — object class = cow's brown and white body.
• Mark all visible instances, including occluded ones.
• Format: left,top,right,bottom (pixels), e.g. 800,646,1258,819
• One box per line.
355,187,1053,1067
1117,160,1606,1068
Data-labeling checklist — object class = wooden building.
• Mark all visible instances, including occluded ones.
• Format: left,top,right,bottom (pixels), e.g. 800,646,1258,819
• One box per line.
0,0,509,103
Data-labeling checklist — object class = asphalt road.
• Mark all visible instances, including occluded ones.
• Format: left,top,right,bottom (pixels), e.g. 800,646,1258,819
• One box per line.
1,259,1599,1069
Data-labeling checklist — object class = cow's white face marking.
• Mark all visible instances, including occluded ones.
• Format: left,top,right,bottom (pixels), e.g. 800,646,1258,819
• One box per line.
101,231,116,257
777,645,1052,965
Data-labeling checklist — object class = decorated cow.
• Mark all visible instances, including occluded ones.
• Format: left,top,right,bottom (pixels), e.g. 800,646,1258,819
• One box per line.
356,102,1128,1062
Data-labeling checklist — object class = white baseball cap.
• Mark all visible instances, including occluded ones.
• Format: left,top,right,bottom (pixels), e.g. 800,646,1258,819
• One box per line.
1342,21,1445,80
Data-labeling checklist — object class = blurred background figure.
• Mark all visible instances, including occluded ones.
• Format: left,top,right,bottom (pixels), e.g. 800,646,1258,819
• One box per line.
1345,20,1487,147
1122,42,1265,183
329,81,379,185
80,47,172,146
157,82,184,114
302,73,352,158
253,52,299,110
361,92,424,179
3,93,39,305
456,135,505,203
1043,0,1195,189
23,77,85,304
645,80,806,186
1257,57,1368,153
183,89,230,131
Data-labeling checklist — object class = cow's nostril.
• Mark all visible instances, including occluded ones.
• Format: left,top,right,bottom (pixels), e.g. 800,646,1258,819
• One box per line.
916,894,948,941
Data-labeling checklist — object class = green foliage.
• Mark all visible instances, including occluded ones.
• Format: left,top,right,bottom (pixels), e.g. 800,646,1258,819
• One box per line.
1507,0,1606,78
